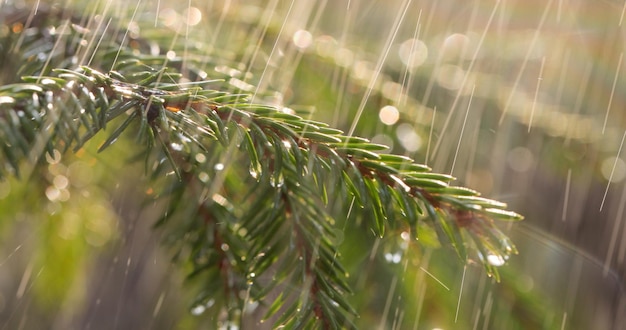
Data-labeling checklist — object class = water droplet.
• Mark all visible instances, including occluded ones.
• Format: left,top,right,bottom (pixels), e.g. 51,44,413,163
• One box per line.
191,304,206,315
0,96,15,104
221,243,229,251
45,149,62,164
229,77,255,91
214,163,225,171
245,300,259,313
486,254,506,267
195,153,206,163
270,173,284,188
220,321,240,330
249,165,260,179
198,172,210,183
384,252,402,264
170,142,183,151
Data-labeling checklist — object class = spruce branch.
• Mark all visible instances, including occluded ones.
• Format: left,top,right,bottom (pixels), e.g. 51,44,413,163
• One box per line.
1,62,522,326
0,6,523,328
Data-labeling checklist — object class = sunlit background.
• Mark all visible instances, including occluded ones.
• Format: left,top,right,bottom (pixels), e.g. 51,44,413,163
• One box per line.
1,0,625,329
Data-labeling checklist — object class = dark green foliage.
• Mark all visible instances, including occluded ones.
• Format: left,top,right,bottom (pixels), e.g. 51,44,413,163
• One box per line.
0,5,522,328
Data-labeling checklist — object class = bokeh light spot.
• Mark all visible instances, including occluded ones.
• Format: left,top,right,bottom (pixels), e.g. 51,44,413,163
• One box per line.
184,7,202,26
399,38,428,68
315,35,337,58
293,29,313,50
436,65,464,90
507,147,535,172
334,48,354,68
440,33,470,61
372,134,394,152
601,156,626,183
379,105,400,125
396,123,422,152
159,8,178,28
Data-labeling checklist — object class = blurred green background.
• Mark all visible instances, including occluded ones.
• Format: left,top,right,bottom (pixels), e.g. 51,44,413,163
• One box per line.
1,0,625,329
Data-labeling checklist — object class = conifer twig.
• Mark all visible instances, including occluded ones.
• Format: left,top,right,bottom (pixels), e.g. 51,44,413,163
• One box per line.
0,7,522,328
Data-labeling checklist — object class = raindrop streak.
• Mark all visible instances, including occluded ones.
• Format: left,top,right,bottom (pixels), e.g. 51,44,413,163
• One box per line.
562,168,571,221
599,130,626,211
110,0,143,71
563,256,584,323
15,260,34,299
251,0,296,103
0,244,22,267
528,56,546,133
369,238,381,262
602,52,622,135
10,0,40,53
379,276,398,330
87,18,113,67
275,0,329,96
180,0,191,76
347,0,411,137
397,9,422,107
603,181,626,276
431,0,501,162
497,0,554,126
455,264,467,323
241,281,253,317
424,106,436,166
82,2,114,66
154,0,161,26
153,292,165,317
16,16,72,184
450,85,474,176
418,267,450,291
